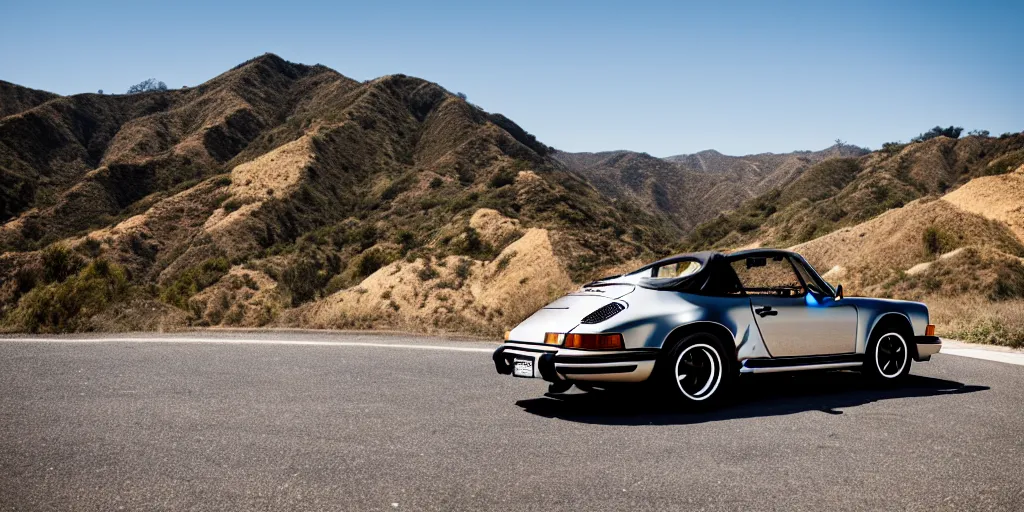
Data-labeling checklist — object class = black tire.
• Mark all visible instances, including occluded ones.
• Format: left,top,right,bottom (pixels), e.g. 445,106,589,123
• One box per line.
657,332,733,408
864,325,913,383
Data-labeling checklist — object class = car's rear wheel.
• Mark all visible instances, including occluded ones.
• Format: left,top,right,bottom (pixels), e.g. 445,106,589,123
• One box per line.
659,332,731,407
864,329,912,382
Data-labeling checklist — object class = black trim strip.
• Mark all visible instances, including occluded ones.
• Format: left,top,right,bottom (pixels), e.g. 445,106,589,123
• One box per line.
914,336,941,345
553,350,660,364
501,344,558,354
556,364,638,375
744,353,862,369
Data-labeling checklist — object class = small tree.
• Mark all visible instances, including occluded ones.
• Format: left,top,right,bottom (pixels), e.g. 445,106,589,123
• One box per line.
881,141,906,154
126,78,168,94
97,89,103,94
968,129,990,137
456,92,468,101
912,126,963,143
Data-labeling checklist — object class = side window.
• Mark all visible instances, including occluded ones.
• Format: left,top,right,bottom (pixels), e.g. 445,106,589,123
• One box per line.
652,260,702,279
730,256,806,297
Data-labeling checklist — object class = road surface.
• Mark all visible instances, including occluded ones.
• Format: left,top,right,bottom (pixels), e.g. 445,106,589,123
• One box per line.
1,331,1022,511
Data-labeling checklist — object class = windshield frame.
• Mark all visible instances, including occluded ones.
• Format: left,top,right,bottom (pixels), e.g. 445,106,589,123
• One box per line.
789,255,836,297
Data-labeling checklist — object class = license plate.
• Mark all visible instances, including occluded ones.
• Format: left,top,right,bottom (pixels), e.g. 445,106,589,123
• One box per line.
513,357,534,378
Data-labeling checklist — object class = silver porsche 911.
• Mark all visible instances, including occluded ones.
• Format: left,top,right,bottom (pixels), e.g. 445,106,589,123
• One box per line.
492,249,941,405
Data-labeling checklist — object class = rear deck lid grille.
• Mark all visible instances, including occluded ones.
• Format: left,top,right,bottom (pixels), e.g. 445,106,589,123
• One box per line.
580,302,626,324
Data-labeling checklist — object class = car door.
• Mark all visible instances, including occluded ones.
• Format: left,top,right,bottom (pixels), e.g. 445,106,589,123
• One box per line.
730,254,856,357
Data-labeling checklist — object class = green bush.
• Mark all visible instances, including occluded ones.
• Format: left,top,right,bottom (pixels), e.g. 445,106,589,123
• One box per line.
881,141,907,155
495,252,514,273
357,247,391,277
913,126,963,143
77,238,103,257
161,257,230,310
429,177,444,189
381,175,413,201
418,263,439,281
991,260,1024,300
9,259,128,333
222,198,244,213
451,227,495,258
922,226,957,256
348,225,378,251
986,149,1024,176
454,258,472,280
489,169,516,188
281,257,325,306
396,230,418,253
41,245,83,283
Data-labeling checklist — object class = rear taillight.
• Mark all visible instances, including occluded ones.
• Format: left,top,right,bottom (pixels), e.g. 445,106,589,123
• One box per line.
925,324,936,336
563,333,624,350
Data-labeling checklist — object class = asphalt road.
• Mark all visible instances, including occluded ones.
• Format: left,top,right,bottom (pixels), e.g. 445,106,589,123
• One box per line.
1,332,1022,511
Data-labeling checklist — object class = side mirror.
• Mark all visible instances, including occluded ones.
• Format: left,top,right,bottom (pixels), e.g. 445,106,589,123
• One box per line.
835,284,844,300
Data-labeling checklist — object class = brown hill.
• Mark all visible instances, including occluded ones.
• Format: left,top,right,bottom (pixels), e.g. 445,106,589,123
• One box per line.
677,133,1024,346
2,54,1022,344
555,144,868,232
786,164,1024,346
0,54,672,334
683,134,1024,251
0,80,60,118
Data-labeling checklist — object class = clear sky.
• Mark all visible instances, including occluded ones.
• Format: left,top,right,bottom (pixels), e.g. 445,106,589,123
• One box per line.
1,0,1021,156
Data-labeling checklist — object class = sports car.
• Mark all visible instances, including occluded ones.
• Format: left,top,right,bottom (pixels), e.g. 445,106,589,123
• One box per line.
492,249,941,405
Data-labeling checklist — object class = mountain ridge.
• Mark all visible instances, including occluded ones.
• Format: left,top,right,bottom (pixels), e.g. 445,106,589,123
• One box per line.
1,53,1022,345
0,54,671,334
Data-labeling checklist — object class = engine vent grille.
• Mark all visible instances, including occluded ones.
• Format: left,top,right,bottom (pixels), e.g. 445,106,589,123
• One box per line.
580,302,626,324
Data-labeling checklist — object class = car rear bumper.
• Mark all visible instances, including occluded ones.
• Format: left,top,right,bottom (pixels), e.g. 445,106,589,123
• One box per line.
493,342,658,383
914,335,942,361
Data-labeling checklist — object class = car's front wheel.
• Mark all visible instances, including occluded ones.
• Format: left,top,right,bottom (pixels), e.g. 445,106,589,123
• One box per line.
659,333,731,407
864,330,912,382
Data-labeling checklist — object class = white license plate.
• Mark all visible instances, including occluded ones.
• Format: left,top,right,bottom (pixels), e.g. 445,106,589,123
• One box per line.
513,357,534,378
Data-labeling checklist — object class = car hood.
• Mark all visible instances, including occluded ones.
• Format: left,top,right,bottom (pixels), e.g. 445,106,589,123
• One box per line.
507,286,634,343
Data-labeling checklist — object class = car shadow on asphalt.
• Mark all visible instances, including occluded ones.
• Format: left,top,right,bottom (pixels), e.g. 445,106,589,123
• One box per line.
515,372,989,425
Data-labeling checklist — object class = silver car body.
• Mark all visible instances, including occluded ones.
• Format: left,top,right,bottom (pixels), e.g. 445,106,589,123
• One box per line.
493,249,940,384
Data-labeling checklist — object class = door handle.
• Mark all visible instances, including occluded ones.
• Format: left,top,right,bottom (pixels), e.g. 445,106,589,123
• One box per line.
755,306,778,317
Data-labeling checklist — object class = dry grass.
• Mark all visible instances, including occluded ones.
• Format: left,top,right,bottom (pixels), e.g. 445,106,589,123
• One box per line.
2,55,1022,344
188,267,284,327
942,164,1024,241
298,210,575,336
794,198,1024,294
927,296,1024,348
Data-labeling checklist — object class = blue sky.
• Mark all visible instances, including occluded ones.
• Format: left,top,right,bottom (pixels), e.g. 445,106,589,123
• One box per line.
1,0,1021,156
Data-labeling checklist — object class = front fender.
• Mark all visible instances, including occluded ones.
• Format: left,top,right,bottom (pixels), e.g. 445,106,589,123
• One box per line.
844,298,929,353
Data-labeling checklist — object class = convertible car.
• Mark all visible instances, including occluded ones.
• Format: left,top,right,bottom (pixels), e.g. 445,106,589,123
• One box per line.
492,249,941,405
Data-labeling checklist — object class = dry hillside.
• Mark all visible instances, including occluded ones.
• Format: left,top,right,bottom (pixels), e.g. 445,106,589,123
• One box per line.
0,80,60,118
555,144,868,232
2,55,1022,346
677,132,1024,346
684,134,1024,251
0,54,673,335
785,163,1024,347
